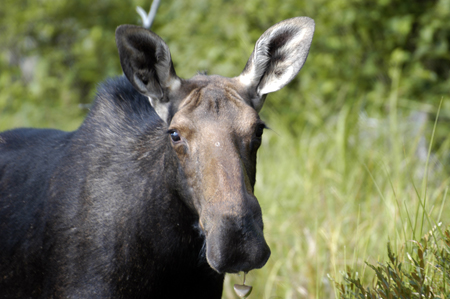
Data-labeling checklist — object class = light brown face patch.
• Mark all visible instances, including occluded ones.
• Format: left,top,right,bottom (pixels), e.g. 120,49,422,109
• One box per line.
166,75,264,218
169,76,263,150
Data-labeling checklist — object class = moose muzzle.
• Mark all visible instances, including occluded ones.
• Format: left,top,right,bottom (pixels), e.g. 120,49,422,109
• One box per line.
199,181,271,274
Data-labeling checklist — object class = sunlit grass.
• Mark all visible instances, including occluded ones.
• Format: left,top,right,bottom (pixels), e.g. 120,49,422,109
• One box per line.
223,97,450,298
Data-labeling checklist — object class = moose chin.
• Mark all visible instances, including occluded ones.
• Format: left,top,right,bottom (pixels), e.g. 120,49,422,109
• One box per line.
0,17,314,298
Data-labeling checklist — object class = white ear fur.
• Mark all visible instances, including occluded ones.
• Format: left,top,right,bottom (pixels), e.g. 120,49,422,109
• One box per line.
147,77,181,122
238,17,315,111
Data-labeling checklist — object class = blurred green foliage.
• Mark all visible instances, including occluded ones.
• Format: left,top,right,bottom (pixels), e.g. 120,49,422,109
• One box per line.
0,0,140,129
0,0,449,131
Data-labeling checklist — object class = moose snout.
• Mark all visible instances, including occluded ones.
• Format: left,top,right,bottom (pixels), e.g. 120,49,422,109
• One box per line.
203,212,271,274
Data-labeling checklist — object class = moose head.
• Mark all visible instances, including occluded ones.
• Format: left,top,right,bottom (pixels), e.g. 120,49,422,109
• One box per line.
115,17,315,274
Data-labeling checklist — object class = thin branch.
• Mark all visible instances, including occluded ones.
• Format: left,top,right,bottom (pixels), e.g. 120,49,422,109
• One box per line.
136,0,161,29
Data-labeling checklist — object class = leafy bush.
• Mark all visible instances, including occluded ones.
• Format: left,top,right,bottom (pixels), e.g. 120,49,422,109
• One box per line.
334,225,450,298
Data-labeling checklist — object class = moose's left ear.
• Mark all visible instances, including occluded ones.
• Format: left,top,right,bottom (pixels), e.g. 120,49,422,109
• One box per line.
115,25,181,123
238,17,315,111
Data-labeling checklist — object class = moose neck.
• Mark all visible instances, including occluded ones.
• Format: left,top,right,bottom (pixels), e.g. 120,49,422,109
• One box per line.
81,76,204,249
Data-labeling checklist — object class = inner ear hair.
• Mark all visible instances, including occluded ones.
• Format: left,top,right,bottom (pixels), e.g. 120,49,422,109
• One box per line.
238,17,315,111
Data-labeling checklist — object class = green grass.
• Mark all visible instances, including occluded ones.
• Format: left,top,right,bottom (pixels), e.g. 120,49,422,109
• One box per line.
222,96,450,298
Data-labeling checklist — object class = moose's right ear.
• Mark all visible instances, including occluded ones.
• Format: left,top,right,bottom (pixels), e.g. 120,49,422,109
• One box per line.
115,25,181,122
238,17,315,112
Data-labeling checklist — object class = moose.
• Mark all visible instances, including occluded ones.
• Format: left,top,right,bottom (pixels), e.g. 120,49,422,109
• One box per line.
0,17,314,298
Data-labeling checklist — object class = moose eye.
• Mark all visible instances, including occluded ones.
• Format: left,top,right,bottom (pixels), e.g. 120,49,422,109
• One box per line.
255,124,265,138
169,130,181,142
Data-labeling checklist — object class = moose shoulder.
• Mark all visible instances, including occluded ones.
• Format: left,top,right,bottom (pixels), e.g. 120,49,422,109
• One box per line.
0,17,314,298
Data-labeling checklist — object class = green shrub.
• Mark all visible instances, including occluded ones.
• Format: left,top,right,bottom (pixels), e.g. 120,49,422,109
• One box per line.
334,225,450,298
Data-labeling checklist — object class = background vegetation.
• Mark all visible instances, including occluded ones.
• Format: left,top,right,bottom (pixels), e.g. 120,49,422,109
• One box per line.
1,0,449,298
